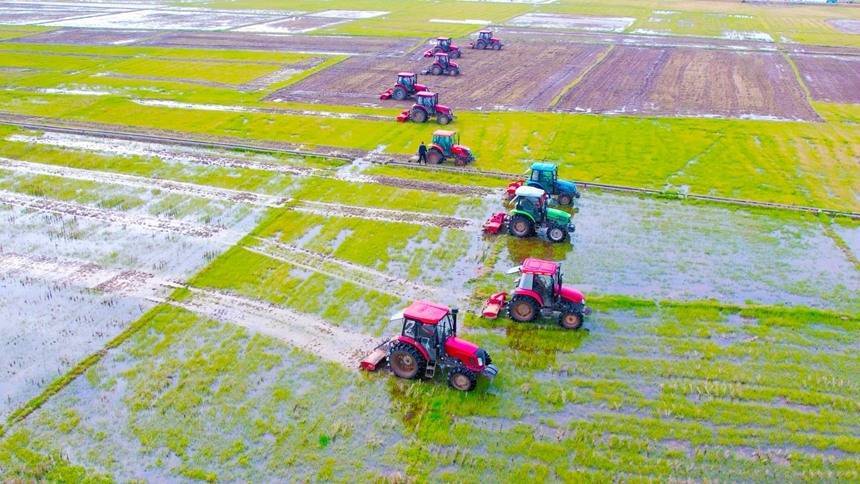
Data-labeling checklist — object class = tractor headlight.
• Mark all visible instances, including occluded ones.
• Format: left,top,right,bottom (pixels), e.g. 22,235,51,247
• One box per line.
477,357,484,367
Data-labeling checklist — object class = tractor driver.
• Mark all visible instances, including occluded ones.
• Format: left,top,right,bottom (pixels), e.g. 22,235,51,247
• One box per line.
533,274,555,304
417,141,428,164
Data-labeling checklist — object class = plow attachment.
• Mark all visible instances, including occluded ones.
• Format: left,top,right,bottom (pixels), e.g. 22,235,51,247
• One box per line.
396,109,410,122
359,337,397,371
483,212,508,234
379,88,394,100
482,292,508,319
505,179,525,200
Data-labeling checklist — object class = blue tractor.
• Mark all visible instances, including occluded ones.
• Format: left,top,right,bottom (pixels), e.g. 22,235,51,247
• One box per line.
506,162,580,206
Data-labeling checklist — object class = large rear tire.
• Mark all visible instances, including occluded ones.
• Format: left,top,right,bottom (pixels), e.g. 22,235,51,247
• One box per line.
448,367,476,391
508,214,533,238
508,295,538,322
389,343,426,380
547,225,567,243
431,65,442,75
410,108,427,123
427,149,444,164
476,40,486,50
392,87,406,101
559,311,583,330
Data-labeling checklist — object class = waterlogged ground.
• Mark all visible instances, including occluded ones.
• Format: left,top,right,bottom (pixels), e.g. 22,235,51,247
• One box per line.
3,301,857,481
494,191,860,313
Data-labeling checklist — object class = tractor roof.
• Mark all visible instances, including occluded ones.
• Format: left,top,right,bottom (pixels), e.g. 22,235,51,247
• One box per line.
433,129,455,136
514,185,546,198
437,36,451,40
479,29,492,33
403,300,450,324
521,258,559,276
398,71,415,76
531,162,557,172
416,91,435,97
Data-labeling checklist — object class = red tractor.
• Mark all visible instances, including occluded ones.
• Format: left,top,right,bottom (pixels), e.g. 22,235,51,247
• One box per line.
482,258,591,330
379,72,428,101
360,300,499,391
424,36,461,58
422,52,460,76
470,30,503,50
427,129,474,165
396,91,454,124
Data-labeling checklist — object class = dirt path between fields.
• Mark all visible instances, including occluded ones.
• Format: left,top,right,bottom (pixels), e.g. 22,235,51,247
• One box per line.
0,157,288,208
247,237,445,301
0,190,225,238
167,287,379,368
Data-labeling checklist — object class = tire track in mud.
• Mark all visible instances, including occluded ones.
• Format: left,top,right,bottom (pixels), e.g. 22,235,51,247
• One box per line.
246,237,446,301
164,287,379,369
293,200,475,230
0,157,287,208
0,190,225,238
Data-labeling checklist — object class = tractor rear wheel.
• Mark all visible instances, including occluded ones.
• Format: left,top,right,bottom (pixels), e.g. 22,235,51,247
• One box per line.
509,214,533,238
508,296,538,322
476,40,486,50
436,113,451,125
547,225,567,243
392,87,407,101
559,311,583,330
389,343,426,380
431,65,443,75
558,194,573,206
410,108,428,123
448,367,477,391
427,149,444,164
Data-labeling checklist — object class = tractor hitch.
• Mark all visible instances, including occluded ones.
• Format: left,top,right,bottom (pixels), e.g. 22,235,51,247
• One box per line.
359,337,396,371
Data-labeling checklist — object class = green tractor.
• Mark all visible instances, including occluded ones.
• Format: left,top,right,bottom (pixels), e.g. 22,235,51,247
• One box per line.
506,162,580,205
484,186,575,243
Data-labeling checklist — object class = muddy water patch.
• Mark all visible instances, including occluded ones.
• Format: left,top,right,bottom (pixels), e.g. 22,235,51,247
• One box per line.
536,191,860,311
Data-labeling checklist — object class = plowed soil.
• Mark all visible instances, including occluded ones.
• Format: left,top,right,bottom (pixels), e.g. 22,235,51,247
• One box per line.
11,28,158,46
791,54,860,104
555,46,819,120
269,41,608,110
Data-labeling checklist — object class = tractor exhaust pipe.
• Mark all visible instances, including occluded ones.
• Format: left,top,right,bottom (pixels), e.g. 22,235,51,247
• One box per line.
451,308,459,334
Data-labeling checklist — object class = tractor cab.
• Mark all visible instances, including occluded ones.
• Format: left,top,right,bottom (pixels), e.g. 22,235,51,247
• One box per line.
527,162,580,204
425,36,461,58
416,91,439,112
478,30,493,42
432,129,458,155
511,185,550,221
437,37,453,51
435,52,451,69
399,300,457,362
398,72,417,91
471,29,503,49
517,258,565,307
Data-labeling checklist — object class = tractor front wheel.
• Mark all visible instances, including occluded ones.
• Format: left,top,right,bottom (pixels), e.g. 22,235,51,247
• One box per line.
410,109,428,123
547,225,567,243
431,65,443,75
509,214,534,238
451,50,461,58
436,113,451,125
476,40,486,50
448,367,477,391
450,68,460,76
392,87,406,101
389,343,426,380
493,42,502,50
558,194,573,206
559,311,583,330
508,296,538,322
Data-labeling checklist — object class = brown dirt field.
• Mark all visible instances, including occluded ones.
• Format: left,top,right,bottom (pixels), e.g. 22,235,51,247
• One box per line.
555,46,819,120
792,54,860,104
828,19,860,34
14,28,160,46
269,41,608,110
136,32,418,56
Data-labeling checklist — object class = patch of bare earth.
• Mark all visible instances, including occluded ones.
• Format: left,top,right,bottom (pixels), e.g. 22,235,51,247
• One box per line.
555,46,819,120
13,28,158,46
791,54,860,104
294,200,473,229
269,41,607,110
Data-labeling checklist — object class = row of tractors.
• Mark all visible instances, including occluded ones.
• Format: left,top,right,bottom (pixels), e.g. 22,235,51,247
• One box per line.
380,31,505,166
360,32,589,391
